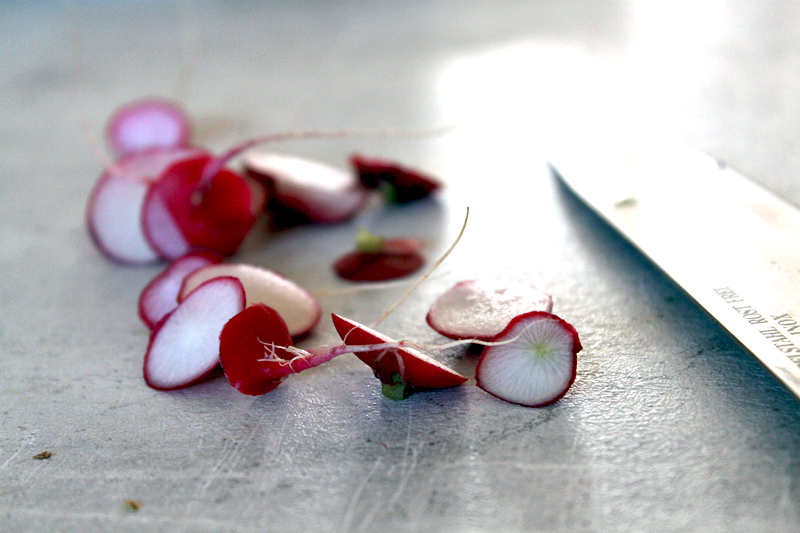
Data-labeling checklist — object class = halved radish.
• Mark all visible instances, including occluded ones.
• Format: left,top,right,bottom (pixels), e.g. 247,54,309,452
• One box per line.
350,154,441,203
142,154,257,260
243,152,367,226
86,146,207,264
143,276,245,391
180,263,321,338
138,251,222,329
426,280,554,341
331,313,467,399
106,97,191,157
475,311,581,407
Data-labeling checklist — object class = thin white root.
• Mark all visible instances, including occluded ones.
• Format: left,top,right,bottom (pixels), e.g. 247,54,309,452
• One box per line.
370,207,469,329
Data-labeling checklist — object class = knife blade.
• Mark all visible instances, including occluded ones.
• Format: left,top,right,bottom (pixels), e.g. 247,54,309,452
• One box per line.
548,141,800,399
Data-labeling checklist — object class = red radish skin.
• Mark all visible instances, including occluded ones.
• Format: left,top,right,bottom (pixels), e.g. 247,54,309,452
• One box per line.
106,97,191,157
331,314,467,391
138,251,222,330
426,280,554,341
475,311,582,407
86,146,206,264
179,264,321,339
333,237,425,282
351,154,441,203
142,154,257,260
143,276,246,391
218,304,294,395
243,153,367,226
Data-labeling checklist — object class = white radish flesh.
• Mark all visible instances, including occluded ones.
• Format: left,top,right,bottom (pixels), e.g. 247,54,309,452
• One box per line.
426,279,553,341
144,276,245,391
180,264,321,338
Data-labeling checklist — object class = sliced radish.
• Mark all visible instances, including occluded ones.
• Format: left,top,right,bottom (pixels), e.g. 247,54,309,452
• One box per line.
219,305,357,396
332,313,467,399
350,154,441,203
426,280,554,341
218,304,294,395
138,251,222,329
86,146,207,264
106,97,191,157
475,311,581,407
243,152,367,225
333,230,425,282
143,276,245,391
180,264,321,338
142,154,257,260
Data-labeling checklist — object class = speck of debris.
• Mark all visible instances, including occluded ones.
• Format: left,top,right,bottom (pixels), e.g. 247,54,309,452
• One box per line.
123,500,142,512
614,197,638,208
32,451,52,460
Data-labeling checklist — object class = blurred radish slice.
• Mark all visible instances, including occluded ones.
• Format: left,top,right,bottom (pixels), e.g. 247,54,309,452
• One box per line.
350,154,441,203
142,154,257,260
426,280,554,342
180,264,321,338
106,97,191,157
138,251,222,329
143,276,245,391
243,153,367,224
86,146,206,264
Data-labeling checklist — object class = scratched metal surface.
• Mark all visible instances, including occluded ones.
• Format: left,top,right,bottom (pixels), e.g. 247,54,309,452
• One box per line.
2,1,800,531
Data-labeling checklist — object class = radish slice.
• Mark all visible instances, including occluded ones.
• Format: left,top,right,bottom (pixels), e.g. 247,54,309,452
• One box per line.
476,311,581,407
180,264,321,338
86,146,206,264
333,231,425,282
138,251,222,329
143,276,246,391
243,153,367,225
219,304,294,395
350,154,441,203
142,154,257,260
426,280,554,341
106,97,191,157
332,313,467,398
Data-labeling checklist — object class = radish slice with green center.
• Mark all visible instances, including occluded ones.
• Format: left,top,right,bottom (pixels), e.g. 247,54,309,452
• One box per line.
426,279,553,341
86,146,206,264
180,263,321,339
143,276,245,391
106,97,191,157
476,311,581,407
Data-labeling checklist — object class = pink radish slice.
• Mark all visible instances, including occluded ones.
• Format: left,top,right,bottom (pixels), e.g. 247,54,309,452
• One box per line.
332,313,467,398
243,153,367,224
143,276,246,391
180,264,321,338
426,280,554,342
138,251,222,329
86,146,207,264
142,154,257,261
350,154,441,203
475,311,581,407
106,97,191,157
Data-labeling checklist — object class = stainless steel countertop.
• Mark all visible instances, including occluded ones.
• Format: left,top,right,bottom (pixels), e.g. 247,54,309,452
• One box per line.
2,1,800,531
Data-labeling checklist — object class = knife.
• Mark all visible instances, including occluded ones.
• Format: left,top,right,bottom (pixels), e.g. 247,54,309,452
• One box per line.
548,141,800,399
